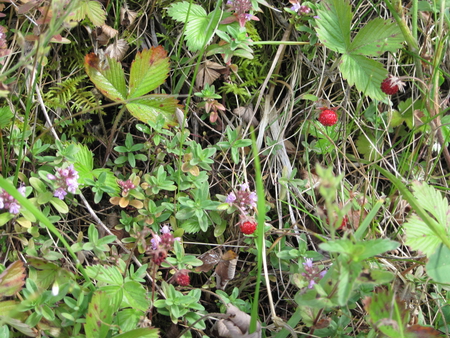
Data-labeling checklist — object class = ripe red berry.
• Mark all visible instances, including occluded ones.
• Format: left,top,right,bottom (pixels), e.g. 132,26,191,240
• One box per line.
380,78,399,95
175,271,190,286
240,221,257,235
380,75,405,95
318,109,338,126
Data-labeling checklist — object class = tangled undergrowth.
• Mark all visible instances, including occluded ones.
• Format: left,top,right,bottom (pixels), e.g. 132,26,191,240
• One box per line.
0,0,449,337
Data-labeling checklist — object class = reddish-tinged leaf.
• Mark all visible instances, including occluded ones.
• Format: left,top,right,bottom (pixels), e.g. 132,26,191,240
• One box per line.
406,325,445,338
0,261,26,297
128,46,170,99
84,53,127,102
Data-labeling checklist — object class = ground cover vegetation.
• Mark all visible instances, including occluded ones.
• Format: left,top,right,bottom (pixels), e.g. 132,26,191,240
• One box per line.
0,0,449,337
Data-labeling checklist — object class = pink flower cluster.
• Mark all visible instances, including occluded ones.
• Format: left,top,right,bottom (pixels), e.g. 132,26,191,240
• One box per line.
47,164,79,200
225,183,257,213
0,185,25,214
147,225,180,265
223,0,259,27
118,179,135,196
302,258,327,289
289,1,311,14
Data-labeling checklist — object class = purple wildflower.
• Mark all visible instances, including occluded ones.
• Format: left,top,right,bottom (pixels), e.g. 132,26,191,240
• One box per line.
222,0,259,27
118,179,135,196
226,183,257,213
151,233,161,250
302,258,327,289
289,1,311,14
48,164,79,200
0,185,26,214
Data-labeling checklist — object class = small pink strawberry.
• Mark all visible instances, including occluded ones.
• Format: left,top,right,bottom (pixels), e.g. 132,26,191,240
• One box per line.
174,270,190,286
240,221,257,235
318,109,338,126
380,75,406,95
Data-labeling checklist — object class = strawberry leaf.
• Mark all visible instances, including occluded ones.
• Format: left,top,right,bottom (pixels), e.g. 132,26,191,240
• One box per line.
404,216,445,257
84,53,127,102
85,291,116,338
426,243,450,283
128,46,170,99
339,54,387,100
126,96,179,127
72,0,106,27
315,0,352,53
167,1,222,52
349,18,403,56
0,261,26,297
412,180,450,226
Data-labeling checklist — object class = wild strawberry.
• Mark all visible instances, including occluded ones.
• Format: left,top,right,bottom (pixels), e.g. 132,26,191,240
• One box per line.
318,109,338,126
380,75,406,95
337,216,349,230
174,270,190,286
240,221,257,235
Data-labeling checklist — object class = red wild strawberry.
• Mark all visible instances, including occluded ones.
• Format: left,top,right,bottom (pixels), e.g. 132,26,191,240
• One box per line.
174,270,190,286
380,75,406,95
240,221,257,235
318,109,338,126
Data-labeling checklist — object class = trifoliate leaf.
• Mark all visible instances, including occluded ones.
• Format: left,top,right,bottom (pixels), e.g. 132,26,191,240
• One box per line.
84,0,106,27
339,54,386,100
315,0,352,53
349,18,404,56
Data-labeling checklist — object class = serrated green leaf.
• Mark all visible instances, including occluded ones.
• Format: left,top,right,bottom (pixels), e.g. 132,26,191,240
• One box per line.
128,47,170,99
339,54,386,100
85,0,106,26
411,181,450,226
426,244,450,283
349,18,404,56
86,265,123,285
122,281,150,311
85,53,127,102
49,198,69,214
315,0,352,53
167,2,222,52
167,1,206,22
85,291,115,338
126,96,179,128
404,215,444,256
92,169,120,195
0,106,13,128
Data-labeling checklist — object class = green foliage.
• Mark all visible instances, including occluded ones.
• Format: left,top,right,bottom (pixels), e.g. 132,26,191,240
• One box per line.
114,133,148,167
315,0,404,100
153,281,206,328
167,1,227,52
44,75,98,112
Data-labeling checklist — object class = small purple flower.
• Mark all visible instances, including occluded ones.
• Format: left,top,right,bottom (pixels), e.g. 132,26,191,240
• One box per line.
151,233,161,250
302,258,327,289
226,183,257,213
8,202,20,214
0,184,26,214
226,192,237,204
48,163,79,200
161,224,171,234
